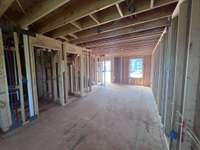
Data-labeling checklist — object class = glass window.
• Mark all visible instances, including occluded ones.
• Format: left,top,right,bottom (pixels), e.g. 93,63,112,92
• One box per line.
129,58,143,78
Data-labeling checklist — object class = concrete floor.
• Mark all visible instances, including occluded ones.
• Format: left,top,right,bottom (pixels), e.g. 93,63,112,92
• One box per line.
0,84,167,150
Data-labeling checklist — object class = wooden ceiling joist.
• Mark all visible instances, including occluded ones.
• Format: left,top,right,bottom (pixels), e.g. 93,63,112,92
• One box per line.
93,48,153,56
56,36,69,42
68,33,78,39
71,18,169,44
36,0,124,33
74,3,175,39
89,14,100,25
90,39,159,50
80,27,164,48
93,45,156,54
71,21,82,30
84,34,161,49
0,0,15,18
18,0,71,28
46,23,79,38
94,44,156,52
43,0,177,38
116,3,123,17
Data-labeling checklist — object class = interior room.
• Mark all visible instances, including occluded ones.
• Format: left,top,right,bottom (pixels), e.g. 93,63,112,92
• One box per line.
0,0,199,150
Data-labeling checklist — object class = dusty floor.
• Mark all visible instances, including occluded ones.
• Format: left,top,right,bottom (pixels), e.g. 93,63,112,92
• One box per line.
0,84,167,150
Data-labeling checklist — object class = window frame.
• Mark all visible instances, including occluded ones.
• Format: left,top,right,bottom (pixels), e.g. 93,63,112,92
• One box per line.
129,58,144,79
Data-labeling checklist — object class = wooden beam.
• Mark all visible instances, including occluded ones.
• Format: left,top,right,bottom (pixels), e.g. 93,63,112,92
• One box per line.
93,48,153,56
18,0,71,28
92,42,156,50
50,5,175,39
86,34,161,49
71,21,82,30
31,34,62,50
89,14,100,25
14,32,25,123
46,1,176,38
23,35,35,117
80,28,164,48
85,34,161,49
93,45,155,53
71,18,169,44
0,28,12,132
56,36,69,42
91,39,158,50
46,23,79,38
116,3,123,17
37,0,124,33
68,33,78,39
0,0,14,17
150,0,155,8
93,45,156,54
75,4,176,38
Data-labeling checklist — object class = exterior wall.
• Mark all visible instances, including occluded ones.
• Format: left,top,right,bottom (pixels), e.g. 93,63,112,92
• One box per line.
113,55,151,86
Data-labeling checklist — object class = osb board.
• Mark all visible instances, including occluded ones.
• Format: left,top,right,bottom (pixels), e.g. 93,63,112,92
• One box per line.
31,34,62,50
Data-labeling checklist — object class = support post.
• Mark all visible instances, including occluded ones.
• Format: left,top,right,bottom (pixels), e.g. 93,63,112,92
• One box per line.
89,52,92,91
80,53,84,96
23,35,35,117
0,28,12,132
29,39,39,116
13,32,25,122
58,49,65,105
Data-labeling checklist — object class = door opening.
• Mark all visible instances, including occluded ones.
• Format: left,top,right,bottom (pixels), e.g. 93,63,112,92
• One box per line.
103,60,111,84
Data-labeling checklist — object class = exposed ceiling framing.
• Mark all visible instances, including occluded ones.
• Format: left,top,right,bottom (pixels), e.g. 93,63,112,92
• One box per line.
0,0,178,56
0,0,15,17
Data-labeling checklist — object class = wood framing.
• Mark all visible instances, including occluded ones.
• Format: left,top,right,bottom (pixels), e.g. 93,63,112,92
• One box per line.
36,0,124,33
71,18,169,44
43,0,177,38
74,4,175,39
80,28,163,48
0,0,14,17
18,0,71,28
13,32,26,123
0,28,12,132
31,34,62,50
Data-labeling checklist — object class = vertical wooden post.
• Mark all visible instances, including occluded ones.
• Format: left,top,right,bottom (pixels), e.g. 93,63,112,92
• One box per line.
52,52,58,102
64,47,68,104
80,52,84,96
89,52,92,91
0,28,12,132
58,49,65,105
23,35,35,117
29,38,39,116
13,32,25,122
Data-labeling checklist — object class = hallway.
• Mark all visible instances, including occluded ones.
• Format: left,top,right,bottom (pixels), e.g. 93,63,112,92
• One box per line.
0,85,167,150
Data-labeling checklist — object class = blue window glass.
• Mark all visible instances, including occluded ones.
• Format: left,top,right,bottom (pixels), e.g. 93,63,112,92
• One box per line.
129,58,143,78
